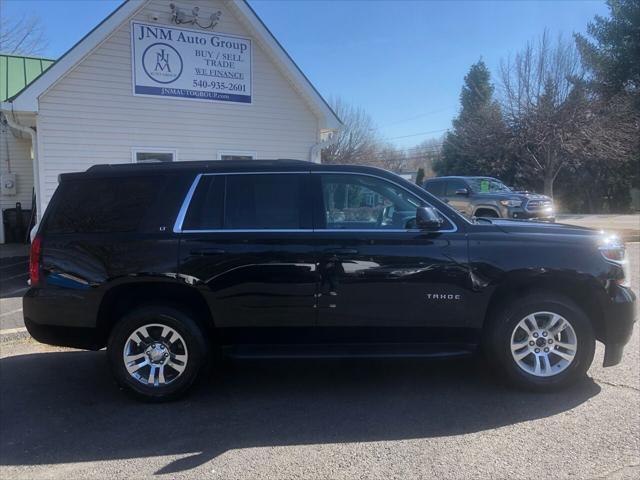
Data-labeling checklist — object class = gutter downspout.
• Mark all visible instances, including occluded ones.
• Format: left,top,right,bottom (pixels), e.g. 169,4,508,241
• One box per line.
309,128,341,163
1,109,41,240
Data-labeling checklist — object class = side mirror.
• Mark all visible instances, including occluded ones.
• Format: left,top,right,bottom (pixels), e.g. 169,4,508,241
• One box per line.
416,206,443,230
455,188,469,196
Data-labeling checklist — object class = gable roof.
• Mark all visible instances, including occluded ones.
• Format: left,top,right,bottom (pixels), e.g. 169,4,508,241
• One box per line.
2,0,341,131
0,54,55,101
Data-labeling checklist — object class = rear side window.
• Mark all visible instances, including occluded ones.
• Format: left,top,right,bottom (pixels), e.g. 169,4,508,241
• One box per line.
182,176,224,230
46,176,160,234
445,179,468,196
424,180,445,196
183,173,311,230
226,174,309,229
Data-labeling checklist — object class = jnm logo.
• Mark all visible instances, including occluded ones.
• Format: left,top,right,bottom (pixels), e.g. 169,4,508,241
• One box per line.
141,42,183,84
154,49,172,73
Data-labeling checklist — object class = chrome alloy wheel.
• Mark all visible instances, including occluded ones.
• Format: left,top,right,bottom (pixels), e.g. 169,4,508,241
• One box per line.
510,311,578,377
122,323,188,387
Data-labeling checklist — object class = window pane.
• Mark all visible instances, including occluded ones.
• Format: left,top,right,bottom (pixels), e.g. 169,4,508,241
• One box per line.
136,152,173,163
47,176,160,233
424,180,444,196
445,180,467,196
320,174,422,230
467,177,511,193
183,176,224,230
224,174,309,229
220,155,254,161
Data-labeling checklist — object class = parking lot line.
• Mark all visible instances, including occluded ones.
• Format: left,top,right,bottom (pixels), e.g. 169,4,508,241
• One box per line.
0,260,28,270
0,326,27,335
2,287,28,297
2,272,28,281
0,308,23,318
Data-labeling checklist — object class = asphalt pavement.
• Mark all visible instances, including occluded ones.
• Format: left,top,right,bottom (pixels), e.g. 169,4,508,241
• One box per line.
0,249,29,332
0,244,638,479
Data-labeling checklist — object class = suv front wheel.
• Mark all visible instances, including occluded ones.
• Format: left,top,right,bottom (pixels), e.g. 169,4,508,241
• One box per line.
108,305,209,401
485,293,595,391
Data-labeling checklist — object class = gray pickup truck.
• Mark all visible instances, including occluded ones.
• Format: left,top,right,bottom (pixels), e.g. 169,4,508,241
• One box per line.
423,176,555,221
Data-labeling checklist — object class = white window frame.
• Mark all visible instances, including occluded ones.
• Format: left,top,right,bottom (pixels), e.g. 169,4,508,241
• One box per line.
131,147,178,163
217,150,257,161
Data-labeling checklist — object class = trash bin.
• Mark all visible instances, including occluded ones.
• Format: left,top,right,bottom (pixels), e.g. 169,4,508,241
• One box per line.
2,203,33,243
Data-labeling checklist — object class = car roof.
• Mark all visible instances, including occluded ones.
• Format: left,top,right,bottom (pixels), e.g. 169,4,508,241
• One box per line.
64,160,399,180
85,159,311,174
424,176,498,182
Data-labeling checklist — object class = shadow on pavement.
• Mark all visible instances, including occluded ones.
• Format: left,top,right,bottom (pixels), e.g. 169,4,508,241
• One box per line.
0,351,600,475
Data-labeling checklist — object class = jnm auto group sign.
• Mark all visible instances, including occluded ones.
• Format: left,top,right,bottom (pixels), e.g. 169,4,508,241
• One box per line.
131,22,252,104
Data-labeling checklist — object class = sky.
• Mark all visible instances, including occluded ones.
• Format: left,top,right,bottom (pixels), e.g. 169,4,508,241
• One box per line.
2,0,610,148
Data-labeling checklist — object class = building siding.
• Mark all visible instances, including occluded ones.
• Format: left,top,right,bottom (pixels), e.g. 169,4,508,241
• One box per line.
0,125,34,243
0,126,34,210
37,0,320,210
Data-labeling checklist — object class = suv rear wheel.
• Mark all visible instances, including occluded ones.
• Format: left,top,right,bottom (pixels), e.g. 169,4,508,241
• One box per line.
108,305,209,401
485,293,595,391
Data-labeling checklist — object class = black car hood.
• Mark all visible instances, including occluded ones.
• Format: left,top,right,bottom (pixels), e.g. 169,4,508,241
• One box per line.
489,219,601,237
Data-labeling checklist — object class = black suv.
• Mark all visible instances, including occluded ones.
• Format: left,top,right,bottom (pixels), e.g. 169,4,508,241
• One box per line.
423,176,555,221
24,160,635,400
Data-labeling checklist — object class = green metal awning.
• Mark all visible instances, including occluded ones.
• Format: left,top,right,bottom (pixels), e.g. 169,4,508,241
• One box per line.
0,54,55,102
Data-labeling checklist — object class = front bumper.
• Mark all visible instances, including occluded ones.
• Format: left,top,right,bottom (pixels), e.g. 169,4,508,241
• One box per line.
600,285,636,366
508,207,555,221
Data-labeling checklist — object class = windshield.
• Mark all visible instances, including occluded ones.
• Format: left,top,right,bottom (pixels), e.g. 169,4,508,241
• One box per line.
468,178,512,193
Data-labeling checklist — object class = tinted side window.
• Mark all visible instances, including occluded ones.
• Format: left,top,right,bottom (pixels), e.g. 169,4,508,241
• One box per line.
225,174,310,229
445,179,468,196
47,176,160,234
424,180,445,196
182,176,224,230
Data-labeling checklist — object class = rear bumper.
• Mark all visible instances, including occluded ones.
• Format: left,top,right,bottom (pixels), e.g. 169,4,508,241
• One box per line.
23,287,103,350
601,285,636,367
24,316,103,350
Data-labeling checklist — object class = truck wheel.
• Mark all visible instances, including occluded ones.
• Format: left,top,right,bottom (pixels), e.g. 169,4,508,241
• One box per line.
485,293,595,391
108,305,209,401
475,209,500,218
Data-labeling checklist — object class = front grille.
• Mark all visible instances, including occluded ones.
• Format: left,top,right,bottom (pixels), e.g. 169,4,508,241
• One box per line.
525,199,553,211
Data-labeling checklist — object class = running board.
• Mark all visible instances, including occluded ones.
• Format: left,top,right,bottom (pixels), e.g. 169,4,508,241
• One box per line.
223,343,476,360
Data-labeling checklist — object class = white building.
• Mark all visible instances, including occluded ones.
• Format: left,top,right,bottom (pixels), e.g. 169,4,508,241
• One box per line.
0,0,341,243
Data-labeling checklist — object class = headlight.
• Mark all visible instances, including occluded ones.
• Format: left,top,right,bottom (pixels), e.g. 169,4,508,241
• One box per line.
599,234,628,286
500,199,522,207
599,234,625,262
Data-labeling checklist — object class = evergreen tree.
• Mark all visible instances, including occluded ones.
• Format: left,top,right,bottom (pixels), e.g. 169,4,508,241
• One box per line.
435,61,509,179
575,0,640,97
573,0,640,208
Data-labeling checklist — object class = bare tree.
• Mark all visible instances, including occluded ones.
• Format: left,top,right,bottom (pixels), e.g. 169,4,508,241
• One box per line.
322,97,380,165
0,0,48,55
411,138,442,177
499,31,585,196
374,144,408,173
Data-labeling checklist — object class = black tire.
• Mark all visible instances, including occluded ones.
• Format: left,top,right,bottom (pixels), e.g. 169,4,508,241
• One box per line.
484,293,595,392
108,305,210,402
475,209,500,218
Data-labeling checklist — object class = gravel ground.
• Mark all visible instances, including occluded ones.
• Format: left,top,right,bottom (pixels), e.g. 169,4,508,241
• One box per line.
0,245,638,480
